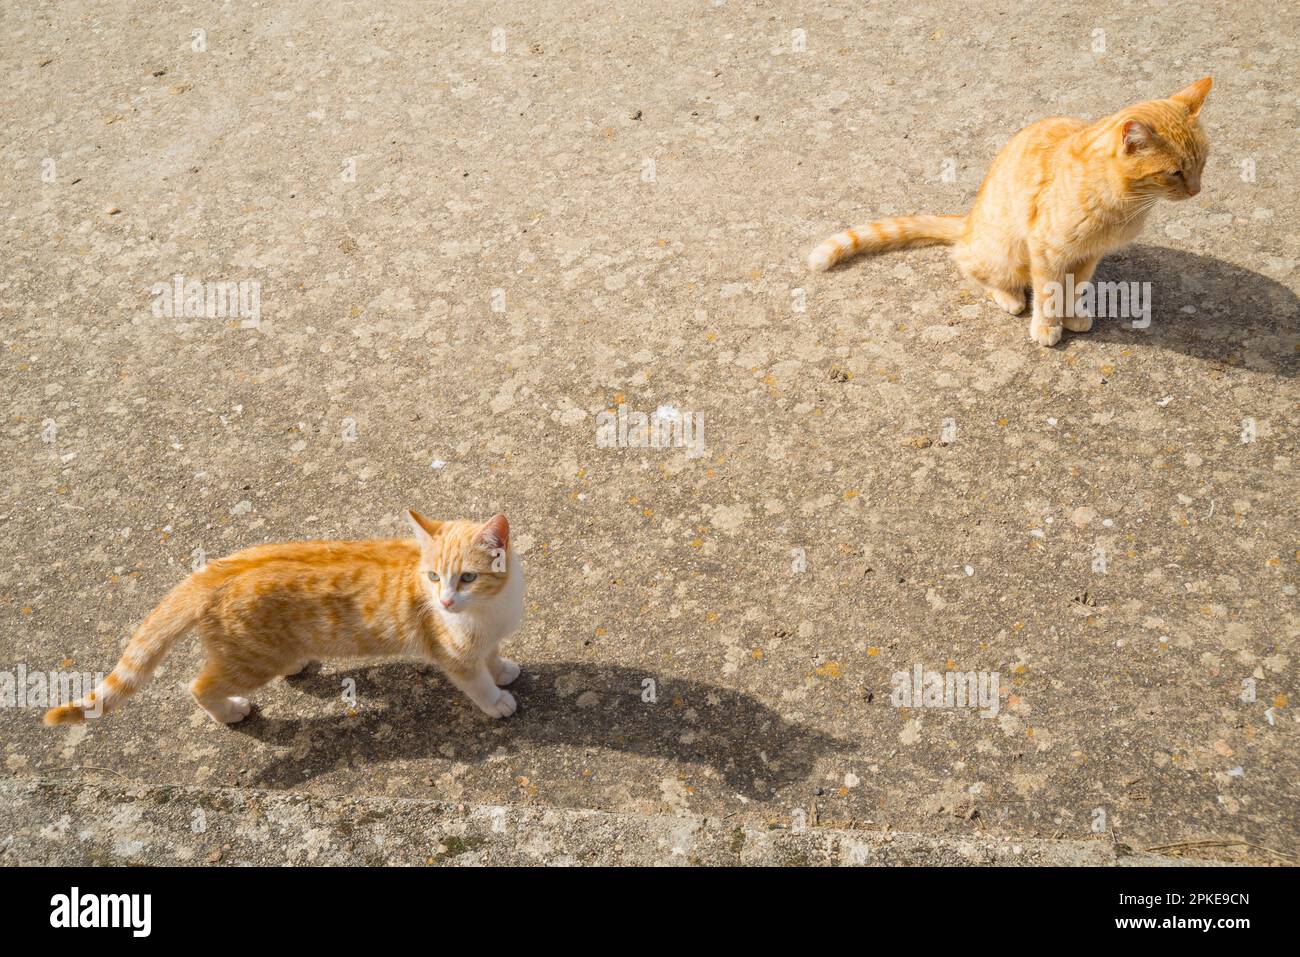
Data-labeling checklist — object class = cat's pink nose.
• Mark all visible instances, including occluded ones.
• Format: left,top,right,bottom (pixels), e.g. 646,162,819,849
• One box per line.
440,597,454,609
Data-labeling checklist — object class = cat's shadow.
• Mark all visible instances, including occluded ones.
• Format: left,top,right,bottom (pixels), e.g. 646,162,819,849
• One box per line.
1074,245,1298,374
845,241,1298,372
233,661,854,799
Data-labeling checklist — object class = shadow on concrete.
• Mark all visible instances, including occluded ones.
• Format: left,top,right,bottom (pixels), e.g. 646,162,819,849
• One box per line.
1077,245,1299,372
234,661,853,799
835,241,1297,373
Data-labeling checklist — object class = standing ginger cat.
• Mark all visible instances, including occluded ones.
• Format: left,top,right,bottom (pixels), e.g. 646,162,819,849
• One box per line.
807,78,1212,346
44,510,524,725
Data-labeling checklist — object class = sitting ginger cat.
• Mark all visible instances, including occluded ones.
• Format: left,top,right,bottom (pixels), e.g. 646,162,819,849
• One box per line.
808,78,1212,346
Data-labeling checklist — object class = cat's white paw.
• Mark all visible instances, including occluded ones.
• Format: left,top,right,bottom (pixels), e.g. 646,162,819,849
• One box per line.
1029,318,1063,347
492,657,521,687
205,696,252,724
1062,310,1093,332
479,689,517,719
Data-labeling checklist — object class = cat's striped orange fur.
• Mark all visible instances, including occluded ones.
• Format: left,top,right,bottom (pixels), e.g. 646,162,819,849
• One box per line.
808,78,1212,346
44,511,524,725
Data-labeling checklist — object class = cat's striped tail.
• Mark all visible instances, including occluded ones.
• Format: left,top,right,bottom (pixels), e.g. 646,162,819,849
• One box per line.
807,214,967,271
43,579,203,725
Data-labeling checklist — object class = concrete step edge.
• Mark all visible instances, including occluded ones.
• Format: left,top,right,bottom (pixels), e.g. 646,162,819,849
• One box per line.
0,777,1218,866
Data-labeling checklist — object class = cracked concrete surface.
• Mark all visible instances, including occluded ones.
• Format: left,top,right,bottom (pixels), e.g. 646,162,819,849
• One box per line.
1,1,1296,865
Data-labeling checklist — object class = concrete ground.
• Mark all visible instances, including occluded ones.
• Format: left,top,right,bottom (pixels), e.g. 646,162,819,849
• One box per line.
1,1,1296,866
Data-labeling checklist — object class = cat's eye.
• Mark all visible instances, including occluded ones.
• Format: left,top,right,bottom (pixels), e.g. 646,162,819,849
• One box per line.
460,572,478,583
426,571,440,582
1171,169,1184,178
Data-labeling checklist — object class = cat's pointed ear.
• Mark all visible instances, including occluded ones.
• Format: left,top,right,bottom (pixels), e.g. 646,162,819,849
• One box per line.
1170,76,1212,118
1121,119,1153,155
405,509,443,549
473,513,510,552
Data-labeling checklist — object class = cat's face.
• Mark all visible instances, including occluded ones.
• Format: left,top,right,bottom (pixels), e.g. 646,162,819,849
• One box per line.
406,511,512,615
1117,77,1211,203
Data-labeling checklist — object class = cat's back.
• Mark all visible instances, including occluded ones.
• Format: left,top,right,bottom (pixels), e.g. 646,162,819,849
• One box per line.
194,538,419,592
993,115,1089,170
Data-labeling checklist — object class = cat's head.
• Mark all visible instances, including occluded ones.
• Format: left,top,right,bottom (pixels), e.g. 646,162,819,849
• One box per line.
405,509,515,615
1114,77,1212,201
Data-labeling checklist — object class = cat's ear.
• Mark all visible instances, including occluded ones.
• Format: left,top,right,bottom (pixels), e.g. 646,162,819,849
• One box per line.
1170,76,1212,118
405,509,443,549
473,514,510,552
1121,119,1153,155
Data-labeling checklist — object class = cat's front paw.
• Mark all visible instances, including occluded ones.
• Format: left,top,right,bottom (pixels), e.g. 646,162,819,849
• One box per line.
1062,310,1093,332
479,689,517,719
1029,317,1063,347
492,657,521,687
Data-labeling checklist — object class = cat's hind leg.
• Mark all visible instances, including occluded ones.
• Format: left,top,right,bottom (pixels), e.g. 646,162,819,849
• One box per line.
954,242,1027,315
190,657,273,724
986,286,1026,315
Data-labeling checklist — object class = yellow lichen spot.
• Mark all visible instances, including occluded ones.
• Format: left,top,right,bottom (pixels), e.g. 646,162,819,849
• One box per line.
1275,694,1289,709
613,393,625,404
867,646,880,657
815,661,842,679
751,648,763,660
642,507,653,517
945,659,956,670
1013,664,1026,674
706,611,718,622
595,627,606,637
997,418,1008,427
1100,364,1115,377
21,607,32,616
576,467,587,478
843,489,859,500
689,538,703,548
59,658,74,668
1265,556,1280,567
628,495,639,505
